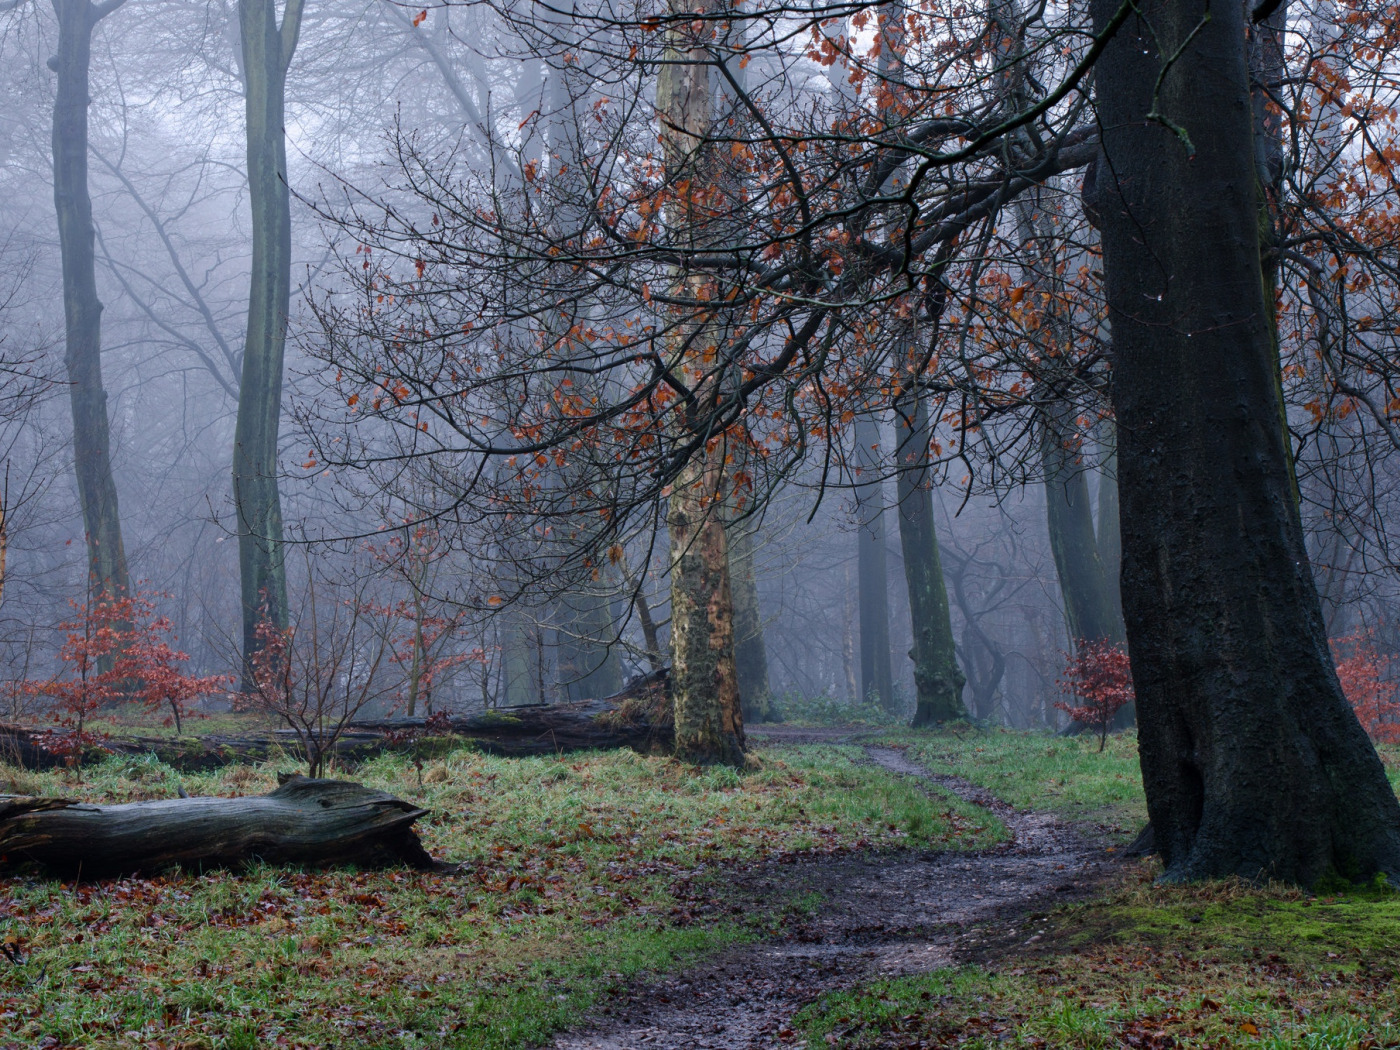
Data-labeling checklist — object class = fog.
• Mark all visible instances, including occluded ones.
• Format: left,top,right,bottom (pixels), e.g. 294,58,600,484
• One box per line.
2,0,1396,732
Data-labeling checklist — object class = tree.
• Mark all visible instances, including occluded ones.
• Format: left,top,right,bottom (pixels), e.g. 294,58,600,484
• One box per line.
233,0,304,689
853,414,895,709
29,593,227,759
656,0,745,765
1091,0,1400,883
241,567,396,779
1054,639,1132,750
50,0,132,612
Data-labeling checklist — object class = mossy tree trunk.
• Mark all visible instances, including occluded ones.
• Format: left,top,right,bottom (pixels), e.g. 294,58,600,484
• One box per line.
51,0,132,615
1092,0,1400,884
894,392,966,725
657,0,744,765
234,0,302,690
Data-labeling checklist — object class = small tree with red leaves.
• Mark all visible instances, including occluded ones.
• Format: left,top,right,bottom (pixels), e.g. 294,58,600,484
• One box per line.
110,595,232,734
1331,630,1400,744
1055,640,1135,751
27,594,229,766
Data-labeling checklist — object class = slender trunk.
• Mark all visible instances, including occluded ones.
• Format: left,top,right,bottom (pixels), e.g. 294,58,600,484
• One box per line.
728,515,774,721
894,393,966,724
854,414,895,708
500,611,542,706
51,0,131,610
842,562,858,701
1092,0,1400,884
1041,401,1123,646
234,0,302,690
555,592,622,701
657,0,744,764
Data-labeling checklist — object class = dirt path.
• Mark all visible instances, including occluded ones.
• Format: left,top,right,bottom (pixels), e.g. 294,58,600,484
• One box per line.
553,738,1119,1049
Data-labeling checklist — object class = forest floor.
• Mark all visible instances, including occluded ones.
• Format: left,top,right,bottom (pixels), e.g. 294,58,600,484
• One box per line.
1,725,1399,1048
553,738,1119,1049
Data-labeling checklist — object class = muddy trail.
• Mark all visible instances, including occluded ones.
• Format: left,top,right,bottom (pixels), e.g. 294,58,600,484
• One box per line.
554,734,1122,1050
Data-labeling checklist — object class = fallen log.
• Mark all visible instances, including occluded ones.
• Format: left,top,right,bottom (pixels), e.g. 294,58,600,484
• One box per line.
0,668,674,772
0,775,438,878
343,668,674,757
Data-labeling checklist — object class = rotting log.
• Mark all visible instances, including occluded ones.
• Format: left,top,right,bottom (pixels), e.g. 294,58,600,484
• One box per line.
0,775,437,878
0,669,674,772
344,668,674,757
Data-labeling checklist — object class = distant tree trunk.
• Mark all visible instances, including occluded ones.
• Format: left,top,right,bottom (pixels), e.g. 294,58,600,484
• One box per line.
555,593,622,701
1041,401,1124,647
894,393,966,724
1095,423,1122,627
540,4,622,701
1092,0,1400,884
854,415,895,709
657,0,744,765
51,0,131,611
500,610,543,706
842,562,858,701
728,516,775,721
234,0,302,690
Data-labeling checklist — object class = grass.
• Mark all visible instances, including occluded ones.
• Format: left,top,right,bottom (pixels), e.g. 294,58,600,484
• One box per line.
795,867,1400,1048
0,743,1001,1049
770,693,911,728
875,725,1148,842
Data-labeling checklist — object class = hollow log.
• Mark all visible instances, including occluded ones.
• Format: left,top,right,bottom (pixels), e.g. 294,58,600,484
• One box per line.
0,775,437,878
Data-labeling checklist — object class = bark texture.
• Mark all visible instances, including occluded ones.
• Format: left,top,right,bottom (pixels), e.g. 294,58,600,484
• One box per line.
657,0,745,765
1092,0,1400,884
51,0,131,605
234,0,302,688
894,393,966,724
0,776,435,878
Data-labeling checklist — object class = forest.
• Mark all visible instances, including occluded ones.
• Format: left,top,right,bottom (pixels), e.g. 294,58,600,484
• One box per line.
3,0,1400,1044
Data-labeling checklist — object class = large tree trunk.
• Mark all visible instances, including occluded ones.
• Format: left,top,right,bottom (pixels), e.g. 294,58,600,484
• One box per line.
894,393,966,724
657,0,745,766
854,414,895,709
234,0,302,689
1091,0,1400,884
51,0,131,610
0,776,435,878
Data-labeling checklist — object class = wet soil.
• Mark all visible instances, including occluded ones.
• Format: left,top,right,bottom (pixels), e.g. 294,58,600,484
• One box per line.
554,733,1123,1049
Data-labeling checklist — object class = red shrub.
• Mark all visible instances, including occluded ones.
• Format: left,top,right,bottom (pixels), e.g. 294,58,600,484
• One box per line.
1055,639,1135,750
28,593,229,763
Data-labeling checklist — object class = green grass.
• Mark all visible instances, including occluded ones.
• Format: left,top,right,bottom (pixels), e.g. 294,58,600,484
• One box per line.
769,692,909,728
875,725,1148,841
0,743,1000,1048
795,870,1400,1048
